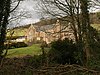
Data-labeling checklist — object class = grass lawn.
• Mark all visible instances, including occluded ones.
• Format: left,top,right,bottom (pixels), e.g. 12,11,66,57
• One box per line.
91,24,100,34
91,24,100,31
5,44,42,58
7,27,27,36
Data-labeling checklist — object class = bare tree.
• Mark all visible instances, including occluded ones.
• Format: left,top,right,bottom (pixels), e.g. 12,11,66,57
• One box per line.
38,0,83,64
39,0,80,42
38,0,100,65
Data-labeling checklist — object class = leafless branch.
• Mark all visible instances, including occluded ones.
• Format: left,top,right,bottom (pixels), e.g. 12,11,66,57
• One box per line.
10,0,21,13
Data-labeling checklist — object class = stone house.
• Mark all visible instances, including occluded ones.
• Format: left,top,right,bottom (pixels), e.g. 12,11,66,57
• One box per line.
25,20,75,44
25,25,37,42
25,24,49,44
45,20,75,42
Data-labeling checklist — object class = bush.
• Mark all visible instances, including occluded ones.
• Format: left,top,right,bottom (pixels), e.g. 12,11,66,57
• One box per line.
0,55,42,75
48,38,79,65
14,42,28,48
5,42,28,49
23,55,42,68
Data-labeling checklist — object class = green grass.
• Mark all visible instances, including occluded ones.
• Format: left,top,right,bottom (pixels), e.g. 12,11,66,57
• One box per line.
5,44,42,58
91,24,100,31
91,24,100,34
7,27,27,36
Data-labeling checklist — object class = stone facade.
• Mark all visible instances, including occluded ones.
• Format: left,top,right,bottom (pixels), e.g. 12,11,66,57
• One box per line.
25,25,36,42
25,20,75,44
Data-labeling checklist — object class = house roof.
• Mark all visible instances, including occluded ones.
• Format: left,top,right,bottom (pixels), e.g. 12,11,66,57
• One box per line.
35,24,55,32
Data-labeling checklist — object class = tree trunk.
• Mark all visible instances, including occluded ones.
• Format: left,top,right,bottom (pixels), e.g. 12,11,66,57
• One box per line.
80,0,91,66
0,0,11,62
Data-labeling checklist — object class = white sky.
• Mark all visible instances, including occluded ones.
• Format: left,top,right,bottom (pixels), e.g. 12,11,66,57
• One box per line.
8,0,41,28
18,0,40,24
8,0,100,28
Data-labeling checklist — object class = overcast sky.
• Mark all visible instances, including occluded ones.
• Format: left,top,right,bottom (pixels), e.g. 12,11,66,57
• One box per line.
18,0,40,23
8,0,100,28
8,0,41,28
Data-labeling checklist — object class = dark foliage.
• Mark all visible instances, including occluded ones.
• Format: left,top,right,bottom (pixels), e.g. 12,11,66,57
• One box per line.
6,36,26,40
23,55,42,68
0,0,11,62
87,27,100,70
0,55,42,75
0,55,99,75
5,42,28,49
48,38,79,65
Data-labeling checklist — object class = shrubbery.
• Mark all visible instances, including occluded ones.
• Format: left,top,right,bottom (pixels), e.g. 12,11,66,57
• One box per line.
48,38,79,65
5,42,28,49
0,55,42,75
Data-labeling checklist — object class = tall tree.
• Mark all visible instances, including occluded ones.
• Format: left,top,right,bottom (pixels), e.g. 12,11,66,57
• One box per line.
39,0,100,65
0,0,21,62
79,0,91,65
39,0,81,43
